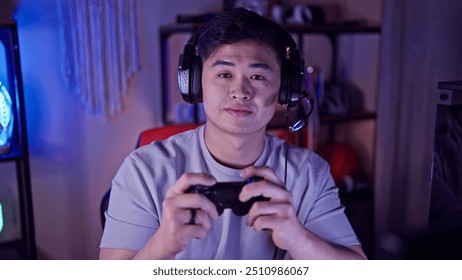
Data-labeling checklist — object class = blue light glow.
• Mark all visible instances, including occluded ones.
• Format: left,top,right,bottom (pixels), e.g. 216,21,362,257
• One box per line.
0,201,4,233
0,80,14,147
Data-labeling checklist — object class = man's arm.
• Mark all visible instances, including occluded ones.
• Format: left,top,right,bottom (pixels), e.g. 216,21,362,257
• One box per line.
278,223,367,260
100,173,219,260
240,166,367,260
99,248,137,260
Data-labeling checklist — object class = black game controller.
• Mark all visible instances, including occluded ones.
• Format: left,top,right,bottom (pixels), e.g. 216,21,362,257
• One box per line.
187,177,269,216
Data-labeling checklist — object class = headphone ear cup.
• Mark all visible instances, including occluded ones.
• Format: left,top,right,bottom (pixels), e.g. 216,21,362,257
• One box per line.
190,56,203,103
278,59,291,105
178,51,202,104
178,28,203,104
279,55,303,107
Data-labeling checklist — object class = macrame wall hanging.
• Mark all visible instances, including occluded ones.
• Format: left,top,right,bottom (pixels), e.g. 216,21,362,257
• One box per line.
58,0,140,120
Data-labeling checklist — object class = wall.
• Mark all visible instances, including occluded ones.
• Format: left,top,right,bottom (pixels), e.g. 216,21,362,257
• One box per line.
7,0,380,259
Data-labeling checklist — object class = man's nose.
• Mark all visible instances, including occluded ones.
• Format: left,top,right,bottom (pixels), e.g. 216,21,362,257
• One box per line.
230,76,252,100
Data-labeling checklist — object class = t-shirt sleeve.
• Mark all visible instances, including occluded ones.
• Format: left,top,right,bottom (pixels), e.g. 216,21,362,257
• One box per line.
100,152,161,251
303,159,361,247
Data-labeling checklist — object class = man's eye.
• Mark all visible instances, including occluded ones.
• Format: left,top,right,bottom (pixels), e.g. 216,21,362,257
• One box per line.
251,75,264,80
219,73,232,78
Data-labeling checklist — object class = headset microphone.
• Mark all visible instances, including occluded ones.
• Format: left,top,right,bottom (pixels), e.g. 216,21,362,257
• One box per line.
289,89,315,132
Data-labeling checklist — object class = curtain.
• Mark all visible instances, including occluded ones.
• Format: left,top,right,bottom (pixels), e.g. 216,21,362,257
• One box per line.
58,0,140,119
374,0,462,259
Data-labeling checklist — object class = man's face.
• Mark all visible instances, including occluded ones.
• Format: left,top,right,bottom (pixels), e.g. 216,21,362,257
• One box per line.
201,40,281,135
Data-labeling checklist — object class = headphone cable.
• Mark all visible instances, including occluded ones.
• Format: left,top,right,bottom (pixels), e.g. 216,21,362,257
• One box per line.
284,106,291,186
273,106,291,260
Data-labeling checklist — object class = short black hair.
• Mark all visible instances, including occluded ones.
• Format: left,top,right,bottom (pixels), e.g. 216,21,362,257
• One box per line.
197,8,295,65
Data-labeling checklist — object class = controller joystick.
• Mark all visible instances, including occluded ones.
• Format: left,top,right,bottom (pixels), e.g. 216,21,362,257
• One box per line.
187,176,268,216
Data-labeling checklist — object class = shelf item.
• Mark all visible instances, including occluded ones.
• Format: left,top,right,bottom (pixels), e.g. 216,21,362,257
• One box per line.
0,21,36,259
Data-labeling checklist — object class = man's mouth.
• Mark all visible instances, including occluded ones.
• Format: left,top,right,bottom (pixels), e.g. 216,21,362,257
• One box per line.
225,106,252,117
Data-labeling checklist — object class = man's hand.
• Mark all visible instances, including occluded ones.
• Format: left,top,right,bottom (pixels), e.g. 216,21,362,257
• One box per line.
239,166,307,252
239,166,367,260
153,173,219,258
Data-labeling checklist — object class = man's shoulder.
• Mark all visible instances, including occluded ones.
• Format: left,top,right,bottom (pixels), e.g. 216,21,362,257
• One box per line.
130,126,201,159
266,133,321,156
265,134,330,174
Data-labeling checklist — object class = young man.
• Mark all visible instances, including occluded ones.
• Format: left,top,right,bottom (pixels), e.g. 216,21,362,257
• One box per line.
99,8,366,260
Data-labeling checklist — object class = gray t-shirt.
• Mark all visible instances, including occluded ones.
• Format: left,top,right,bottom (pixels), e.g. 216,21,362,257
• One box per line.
100,125,360,259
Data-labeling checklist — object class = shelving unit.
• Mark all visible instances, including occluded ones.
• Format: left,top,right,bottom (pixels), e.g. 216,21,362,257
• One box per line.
0,21,36,259
159,22,380,128
159,21,380,258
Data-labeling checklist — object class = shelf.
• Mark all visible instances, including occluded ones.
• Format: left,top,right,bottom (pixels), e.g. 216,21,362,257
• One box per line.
268,109,376,130
285,24,381,35
320,111,376,125
160,22,381,37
